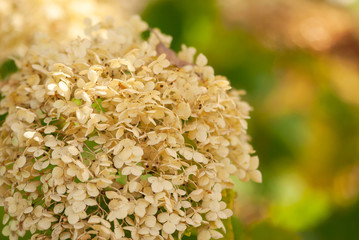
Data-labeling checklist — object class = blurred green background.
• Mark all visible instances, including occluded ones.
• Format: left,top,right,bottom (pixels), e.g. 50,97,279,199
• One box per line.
140,0,359,239
2,0,359,239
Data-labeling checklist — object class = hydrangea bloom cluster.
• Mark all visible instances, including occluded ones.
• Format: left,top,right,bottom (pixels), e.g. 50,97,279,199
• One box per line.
0,16,261,240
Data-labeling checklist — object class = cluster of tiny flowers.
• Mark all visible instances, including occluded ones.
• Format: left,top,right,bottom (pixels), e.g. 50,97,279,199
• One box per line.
0,15,261,240
0,0,135,61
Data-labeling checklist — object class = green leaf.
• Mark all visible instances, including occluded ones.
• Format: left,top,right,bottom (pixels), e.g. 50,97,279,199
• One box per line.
74,177,83,183
71,98,82,106
140,174,152,181
81,140,98,162
85,140,98,151
116,171,127,185
92,98,105,112
0,112,8,127
1,92,9,126
141,29,151,40
184,134,197,150
181,227,197,240
0,59,18,80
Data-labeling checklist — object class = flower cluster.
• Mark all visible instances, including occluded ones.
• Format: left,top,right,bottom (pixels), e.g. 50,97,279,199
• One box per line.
0,0,142,61
0,15,260,240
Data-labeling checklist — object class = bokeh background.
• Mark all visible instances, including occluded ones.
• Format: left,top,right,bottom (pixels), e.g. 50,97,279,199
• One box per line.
2,0,359,239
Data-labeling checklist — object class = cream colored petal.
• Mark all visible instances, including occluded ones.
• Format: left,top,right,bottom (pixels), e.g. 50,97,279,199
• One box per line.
68,213,80,224
163,222,176,234
145,215,156,228
157,212,169,223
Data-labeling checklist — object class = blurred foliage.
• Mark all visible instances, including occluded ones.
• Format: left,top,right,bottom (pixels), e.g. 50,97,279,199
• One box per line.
142,0,359,239
0,59,17,81
0,59,17,126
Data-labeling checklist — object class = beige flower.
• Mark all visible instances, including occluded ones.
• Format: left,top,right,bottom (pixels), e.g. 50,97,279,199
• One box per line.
0,14,260,239
158,212,185,235
0,0,143,61
148,177,173,193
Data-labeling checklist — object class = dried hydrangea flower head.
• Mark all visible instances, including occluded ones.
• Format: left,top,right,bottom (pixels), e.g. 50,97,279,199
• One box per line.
0,15,261,240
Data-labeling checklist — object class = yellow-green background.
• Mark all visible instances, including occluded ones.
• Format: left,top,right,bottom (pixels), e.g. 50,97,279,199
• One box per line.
140,0,359,239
